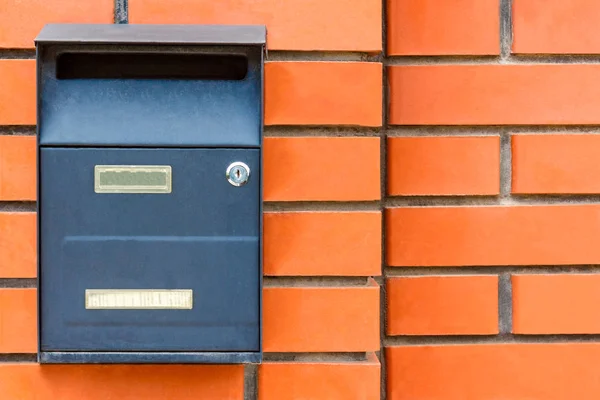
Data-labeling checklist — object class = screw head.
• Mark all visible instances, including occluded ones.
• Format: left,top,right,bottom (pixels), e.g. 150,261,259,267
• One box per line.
226,162,250,186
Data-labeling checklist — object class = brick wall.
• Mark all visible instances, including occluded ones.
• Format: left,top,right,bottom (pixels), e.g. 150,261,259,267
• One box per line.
0,0,599,399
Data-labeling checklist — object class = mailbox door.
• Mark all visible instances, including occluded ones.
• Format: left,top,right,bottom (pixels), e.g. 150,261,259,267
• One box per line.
40,148,260,352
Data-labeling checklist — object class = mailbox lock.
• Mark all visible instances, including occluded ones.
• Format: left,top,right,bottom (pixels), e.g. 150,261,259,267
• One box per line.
226,162,250,186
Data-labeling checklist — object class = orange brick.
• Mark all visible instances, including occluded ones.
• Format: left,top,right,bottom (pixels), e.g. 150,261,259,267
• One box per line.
513,274,600,334
263,280,380,352
0,60,36,125
0,136,36,201
259,353,380,400
388,0,499,55
0,0,113,49
387,136,500,196
264,212,381,276
0,289,36,353
389,65,600,125
513,0,600,54
264,137,380,201
512,134,600,194
129,0,381,51
386,205,600,266
266,62,382,126
0,364,243,399
0,213,36,278
387,344,600,400
386,276,498,335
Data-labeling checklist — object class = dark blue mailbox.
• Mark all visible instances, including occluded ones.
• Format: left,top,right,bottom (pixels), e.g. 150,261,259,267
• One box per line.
35,24,265,364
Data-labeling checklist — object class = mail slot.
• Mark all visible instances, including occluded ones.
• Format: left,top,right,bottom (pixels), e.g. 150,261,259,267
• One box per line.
35,24,265,364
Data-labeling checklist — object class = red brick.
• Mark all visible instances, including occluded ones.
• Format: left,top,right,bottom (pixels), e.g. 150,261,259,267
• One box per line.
0,289,36,353
263,280,380,352
386,276,498,335
0,364,243,399
389,65,600,125
264,212,381,276
265,62,382,126
0,136,36,201
387,344,600,400
513,0,600,54
0,60,36,125
259,353,380,400
388,0,499,55
0,0,113,49
264,137,380,201
129,0,381,51
0,213,36,278
512,134,600,194
386,205,600,266
387,136,500,196
513,274,600,334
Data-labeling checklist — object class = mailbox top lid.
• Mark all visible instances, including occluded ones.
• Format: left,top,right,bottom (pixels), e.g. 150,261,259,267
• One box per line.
35,24,266,46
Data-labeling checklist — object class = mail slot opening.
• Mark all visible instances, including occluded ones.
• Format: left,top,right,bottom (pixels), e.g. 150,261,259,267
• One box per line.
56,52,249,80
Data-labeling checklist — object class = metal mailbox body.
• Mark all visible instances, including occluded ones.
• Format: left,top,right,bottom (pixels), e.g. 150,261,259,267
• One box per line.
35,24,265,364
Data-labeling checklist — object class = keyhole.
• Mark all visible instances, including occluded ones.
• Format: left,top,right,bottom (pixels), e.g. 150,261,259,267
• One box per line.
227,162,250,187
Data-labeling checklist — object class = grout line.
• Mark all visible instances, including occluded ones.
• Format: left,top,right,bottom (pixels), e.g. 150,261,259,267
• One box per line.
243,364,258,400
495,194,600,205
4,125,600,137
0,202,37,212
385,335,498,346
5,196,600,215
3,49,600,65
380,1,389,395
264,126,382,137
499,131,512,198
0,50,36,59
115,0,128,24
6,269,599,290
262,126,600,137
264,201,381,212
266,51,380,62
322,126,600,137
384,334,600,346
385,266,600,276
387,54,600,65
387,126,600,135
500,0,513,59
385,196,500,207
507,54,600,64
0,279,37,289
384,195,600,207
387,129,501,137
263,352,368,362
0,354,38,362
498,273,513,334
378,278,387,400
263,276,370,287
0,126,36,135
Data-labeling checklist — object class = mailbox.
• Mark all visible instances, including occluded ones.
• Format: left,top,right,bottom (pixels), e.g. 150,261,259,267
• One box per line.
35,24,265,364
